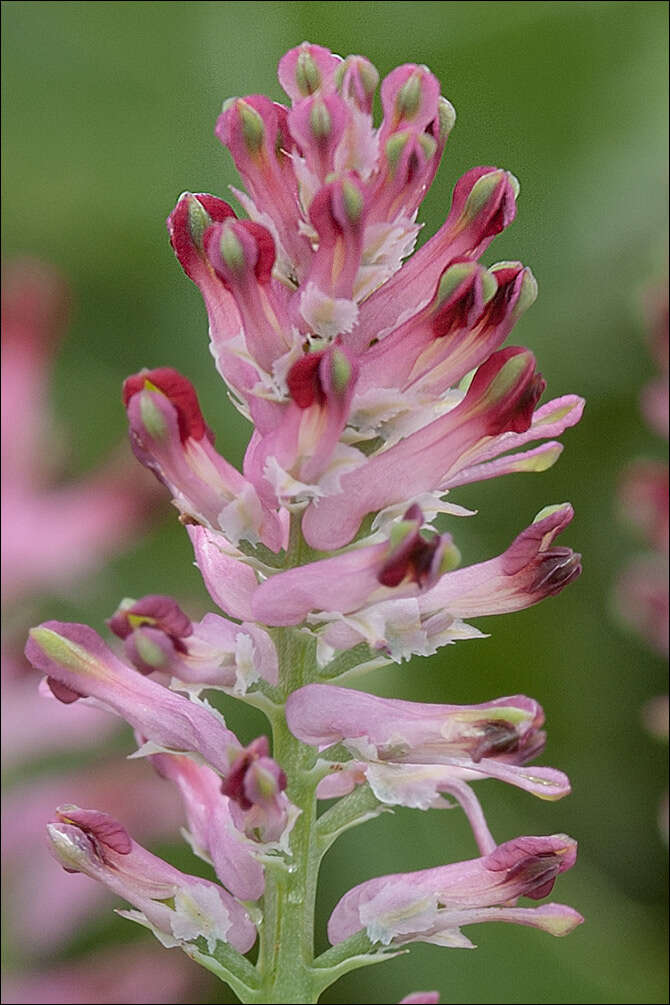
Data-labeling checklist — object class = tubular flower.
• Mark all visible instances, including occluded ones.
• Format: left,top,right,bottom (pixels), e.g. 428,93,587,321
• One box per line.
25,42,584,1003
47,806,257,953
327,835,583,949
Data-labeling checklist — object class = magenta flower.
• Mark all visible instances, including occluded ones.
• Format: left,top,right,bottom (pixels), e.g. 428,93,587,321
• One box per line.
24,42,585,1003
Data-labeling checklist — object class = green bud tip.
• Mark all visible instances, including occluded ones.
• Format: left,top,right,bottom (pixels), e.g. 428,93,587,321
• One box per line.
462,170,506,220
533,503,569,524
309,100,331,139
341,180,363,223
296,49,322,96
139,393,168,440
238,100,265,155
335,57,379,98
480,269,499,305
435,262,481,305
516,268,538,315
396,72,423,119
47,824,91,870
385,131,410,171
186,196,211,250
488,263,537,317
439,539,461,574
29,627,104,678
484,352,530,402
331,349,352,393
252,763,280,799
220,227,246,274
127,612,157,630
357,60,379,97
389,518,418,550
134,632,168,668
437,96,456,140
418,133,438,161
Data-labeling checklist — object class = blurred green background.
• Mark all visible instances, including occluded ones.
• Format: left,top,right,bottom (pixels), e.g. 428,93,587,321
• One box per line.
2,2,668,1003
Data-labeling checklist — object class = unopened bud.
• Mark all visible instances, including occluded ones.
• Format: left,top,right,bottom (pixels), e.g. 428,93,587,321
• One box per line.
341,179,364,223
331,348,352,393
396,72,423,119
237,100,265,154
28,627,102,679
310,99,332,139
437,96,457,141
418,133,438,161
185,195,210,250
438,538,461,573
296,49,322,95
139,393,168,440
219,226,246,274
386,131,410,171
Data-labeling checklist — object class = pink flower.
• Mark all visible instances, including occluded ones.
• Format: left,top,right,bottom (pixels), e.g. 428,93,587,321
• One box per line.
107,593,278,690
328,835,583,949
1,260,160,602
25,621,241,775
150,753,266,901
47,806,257,953
288,684,569,852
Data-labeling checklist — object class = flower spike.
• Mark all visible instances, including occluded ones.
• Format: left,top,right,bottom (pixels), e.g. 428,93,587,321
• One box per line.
27,39,585,1003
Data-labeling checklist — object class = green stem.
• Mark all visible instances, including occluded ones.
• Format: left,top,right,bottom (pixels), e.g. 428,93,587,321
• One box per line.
210,516,398,1003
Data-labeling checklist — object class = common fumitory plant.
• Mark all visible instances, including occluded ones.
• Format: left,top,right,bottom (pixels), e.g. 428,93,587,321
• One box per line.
26,42,585,1004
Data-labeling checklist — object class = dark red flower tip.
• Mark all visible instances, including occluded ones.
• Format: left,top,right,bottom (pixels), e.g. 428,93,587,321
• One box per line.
286,351,326,409
122,367,209,444
510,372,546,434
530,549,582,595
481,265,525,328
56,806,132,855
47,677,81,704
432,269,483,340
205,219,276,287
470,721,521,763
167,194,236,279
107,594,193,643
377,507,443,589
243,222,276,284
221,736,273,811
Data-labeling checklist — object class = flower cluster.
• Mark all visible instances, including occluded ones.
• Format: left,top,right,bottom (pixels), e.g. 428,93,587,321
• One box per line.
26,43,584,1002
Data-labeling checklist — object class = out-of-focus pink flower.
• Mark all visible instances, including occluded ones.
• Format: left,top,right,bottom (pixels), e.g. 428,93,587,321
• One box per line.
1,260,160,603
2,761,183,951
615,282,668,657
0,944,201,1005
399,994,440,1005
